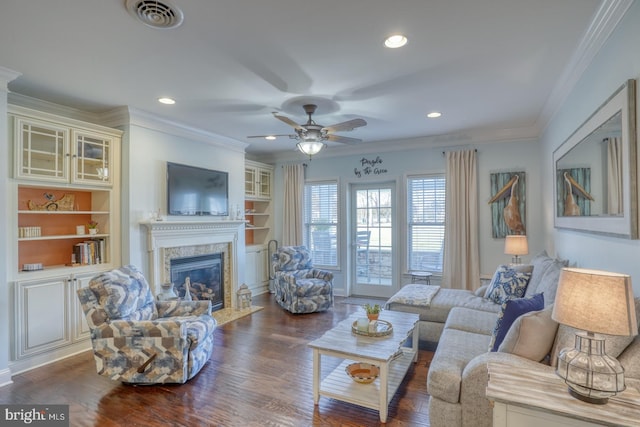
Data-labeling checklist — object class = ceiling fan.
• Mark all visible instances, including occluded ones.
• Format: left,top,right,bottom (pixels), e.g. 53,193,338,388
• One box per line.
248,104,367,158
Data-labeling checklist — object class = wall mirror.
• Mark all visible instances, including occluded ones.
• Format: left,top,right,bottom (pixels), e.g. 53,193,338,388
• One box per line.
553,79,637,238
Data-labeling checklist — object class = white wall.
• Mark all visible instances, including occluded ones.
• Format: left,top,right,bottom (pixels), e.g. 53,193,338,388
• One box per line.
270,137,541,295
540,1,640,295
121,118,247,288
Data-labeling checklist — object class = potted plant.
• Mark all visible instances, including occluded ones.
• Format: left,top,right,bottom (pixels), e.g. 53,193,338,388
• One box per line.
87,220,99,235
363,303,382,321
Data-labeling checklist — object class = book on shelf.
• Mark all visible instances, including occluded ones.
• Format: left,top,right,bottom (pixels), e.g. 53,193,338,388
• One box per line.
73,238,105,265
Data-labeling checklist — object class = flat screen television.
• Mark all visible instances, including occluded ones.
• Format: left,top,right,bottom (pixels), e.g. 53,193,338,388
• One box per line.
167,162,229,216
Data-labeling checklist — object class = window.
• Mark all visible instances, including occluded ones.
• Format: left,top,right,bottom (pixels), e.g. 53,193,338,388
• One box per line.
407,175,445,273
304,181,338,267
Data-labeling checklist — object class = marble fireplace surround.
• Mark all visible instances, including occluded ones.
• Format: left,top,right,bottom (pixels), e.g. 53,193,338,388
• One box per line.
142,220,245,309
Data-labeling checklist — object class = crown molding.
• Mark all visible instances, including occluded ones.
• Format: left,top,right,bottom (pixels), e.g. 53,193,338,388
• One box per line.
537,0,634,132
103,106,249,154
0,67,21,91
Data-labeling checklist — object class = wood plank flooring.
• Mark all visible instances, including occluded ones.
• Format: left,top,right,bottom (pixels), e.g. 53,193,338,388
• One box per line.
0,293,433,426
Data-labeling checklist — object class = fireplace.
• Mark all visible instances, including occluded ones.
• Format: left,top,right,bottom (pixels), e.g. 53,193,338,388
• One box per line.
170,253,224,311
142,220,244,309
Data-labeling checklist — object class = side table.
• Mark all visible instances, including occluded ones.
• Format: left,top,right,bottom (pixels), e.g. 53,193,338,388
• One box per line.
410,271,432,285
486,362,640,427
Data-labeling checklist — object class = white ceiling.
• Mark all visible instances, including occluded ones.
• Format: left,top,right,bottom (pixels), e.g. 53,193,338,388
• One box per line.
0,0,616,160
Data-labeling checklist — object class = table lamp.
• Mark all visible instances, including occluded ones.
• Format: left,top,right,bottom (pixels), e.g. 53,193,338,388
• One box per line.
552,268,637,404
504,235,528,264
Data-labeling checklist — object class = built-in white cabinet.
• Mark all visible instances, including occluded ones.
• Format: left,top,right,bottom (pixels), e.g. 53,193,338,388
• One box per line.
13,271,100,360
12,106,116,186
9,105,122,373
245,160,273,200
245,245,269,295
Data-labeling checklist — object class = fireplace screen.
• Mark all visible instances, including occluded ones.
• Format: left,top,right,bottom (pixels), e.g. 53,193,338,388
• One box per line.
170,253,224,311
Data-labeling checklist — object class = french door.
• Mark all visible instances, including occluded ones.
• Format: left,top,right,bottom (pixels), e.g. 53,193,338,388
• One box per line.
350,182,398,298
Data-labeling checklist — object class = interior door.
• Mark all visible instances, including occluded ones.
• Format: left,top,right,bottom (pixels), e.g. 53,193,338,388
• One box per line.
351,182,398,298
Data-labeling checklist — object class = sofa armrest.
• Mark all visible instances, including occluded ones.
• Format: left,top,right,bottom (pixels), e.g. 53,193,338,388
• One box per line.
460,352,554,427
93,319,186,339
309,268,334,281
156,300,212,317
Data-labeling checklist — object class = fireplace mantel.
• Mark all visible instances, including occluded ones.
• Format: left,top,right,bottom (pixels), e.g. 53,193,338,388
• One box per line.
142,220,245,308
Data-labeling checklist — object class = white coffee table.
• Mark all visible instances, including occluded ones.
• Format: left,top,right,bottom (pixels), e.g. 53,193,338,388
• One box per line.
308,310,419,423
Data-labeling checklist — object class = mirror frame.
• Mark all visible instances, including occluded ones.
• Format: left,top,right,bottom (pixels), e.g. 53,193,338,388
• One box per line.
553,79,637,238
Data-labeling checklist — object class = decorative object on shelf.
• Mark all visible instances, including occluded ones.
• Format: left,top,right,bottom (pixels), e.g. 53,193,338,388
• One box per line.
18,226,41,238
352,319,393,337
552,267,638,404
87,220,99,235
345,362,380,384
157,282,178,301
76,225,86,235
183,277,193,301
236,283,252,310
504,235,528,264
27,193,75,211
22,263,43,271
363,303,381,321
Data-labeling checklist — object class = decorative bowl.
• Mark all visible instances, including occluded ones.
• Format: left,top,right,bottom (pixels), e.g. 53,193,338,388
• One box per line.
345,362,380,384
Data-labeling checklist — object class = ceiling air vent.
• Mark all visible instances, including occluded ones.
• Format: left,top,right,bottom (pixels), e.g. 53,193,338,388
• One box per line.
125,0,184,29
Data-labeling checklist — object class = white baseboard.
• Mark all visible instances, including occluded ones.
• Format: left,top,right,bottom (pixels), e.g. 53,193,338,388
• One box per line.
0,368,14,388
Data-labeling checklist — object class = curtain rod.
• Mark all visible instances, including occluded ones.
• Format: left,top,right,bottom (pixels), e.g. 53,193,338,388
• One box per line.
442,148,477,156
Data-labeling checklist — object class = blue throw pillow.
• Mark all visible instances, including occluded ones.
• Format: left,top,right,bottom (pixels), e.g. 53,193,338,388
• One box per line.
484,264,533,304
489,293,544,352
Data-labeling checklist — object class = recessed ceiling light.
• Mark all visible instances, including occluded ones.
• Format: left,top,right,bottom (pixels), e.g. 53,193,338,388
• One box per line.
427,112,442,118
384,34,408,48
158,97,176,105
265,136,276,140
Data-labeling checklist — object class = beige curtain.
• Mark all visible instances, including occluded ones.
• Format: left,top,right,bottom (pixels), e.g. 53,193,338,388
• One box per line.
443,150,480,290
607,137,623,215
282,164,305,246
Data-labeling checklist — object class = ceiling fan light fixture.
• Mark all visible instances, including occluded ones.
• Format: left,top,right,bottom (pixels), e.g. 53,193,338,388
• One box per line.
265,135,277,140
297,141,326,159
158,97,176,105
384,34,408,48
427,111,442,118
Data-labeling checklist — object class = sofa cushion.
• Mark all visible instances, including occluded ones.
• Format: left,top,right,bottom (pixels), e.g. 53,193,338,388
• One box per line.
498,304,558,362
489,293,544,352
388,288,500,324
445,307,498,336
484,264,533,304
427,328,492,403
618,335,640,380
525,250,567,297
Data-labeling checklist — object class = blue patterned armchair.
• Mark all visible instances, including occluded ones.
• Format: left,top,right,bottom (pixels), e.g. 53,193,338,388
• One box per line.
76,265,216,384
272,246,334,314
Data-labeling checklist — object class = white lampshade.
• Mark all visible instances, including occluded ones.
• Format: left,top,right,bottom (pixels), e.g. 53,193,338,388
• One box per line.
551,267,638,404
552,268,637,336
504,235,528,256
297,141,325,159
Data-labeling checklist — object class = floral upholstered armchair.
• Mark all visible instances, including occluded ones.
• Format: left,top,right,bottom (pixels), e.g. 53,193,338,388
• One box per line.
77,265,216,384
272,246,334,314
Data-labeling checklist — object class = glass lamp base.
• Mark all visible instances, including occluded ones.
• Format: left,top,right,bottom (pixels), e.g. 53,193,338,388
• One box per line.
556,332,625,404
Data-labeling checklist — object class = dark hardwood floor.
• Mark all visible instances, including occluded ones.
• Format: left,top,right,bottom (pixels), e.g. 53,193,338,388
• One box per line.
1,293,433,426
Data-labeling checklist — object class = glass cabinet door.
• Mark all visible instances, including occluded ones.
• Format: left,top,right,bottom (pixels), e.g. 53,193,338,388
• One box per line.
245,167,257,197
15,117,69,182
257,169,271,199
72,130,113,186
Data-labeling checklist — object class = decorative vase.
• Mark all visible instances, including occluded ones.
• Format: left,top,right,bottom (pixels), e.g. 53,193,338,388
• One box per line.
157,282,178,301
367,313,379,321
89,228,98,235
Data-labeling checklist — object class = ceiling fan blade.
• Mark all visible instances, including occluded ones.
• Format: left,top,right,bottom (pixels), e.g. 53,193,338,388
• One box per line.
247,134,293,139
322,118,367,133
272,112,304,131
326,134,363,144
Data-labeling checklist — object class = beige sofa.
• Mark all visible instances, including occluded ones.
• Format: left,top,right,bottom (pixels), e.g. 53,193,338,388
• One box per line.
387,251,640,427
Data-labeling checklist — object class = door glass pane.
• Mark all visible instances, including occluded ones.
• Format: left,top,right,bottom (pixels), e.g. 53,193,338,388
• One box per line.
356,188,392,286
